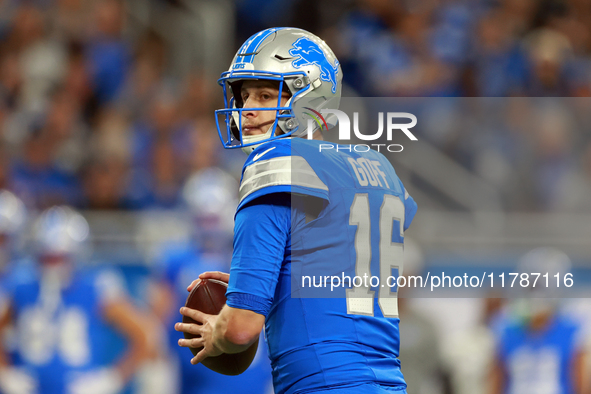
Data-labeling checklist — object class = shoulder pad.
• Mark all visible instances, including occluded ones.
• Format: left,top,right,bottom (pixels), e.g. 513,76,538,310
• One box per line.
238,140,329,211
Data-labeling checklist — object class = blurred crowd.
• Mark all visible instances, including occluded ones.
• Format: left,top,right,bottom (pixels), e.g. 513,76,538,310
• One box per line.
329,0,591,97
404,97,591,212
0,0,231,212
0,0,590,213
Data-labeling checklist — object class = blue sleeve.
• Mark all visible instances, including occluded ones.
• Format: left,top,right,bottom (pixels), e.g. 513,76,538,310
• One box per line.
226,195,291,317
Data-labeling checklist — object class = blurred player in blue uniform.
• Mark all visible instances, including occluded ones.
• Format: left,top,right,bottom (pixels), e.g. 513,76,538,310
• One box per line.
491,248,586,394
0,206,153,394
149,167,273,394
0,190,28,393
175,28,417,394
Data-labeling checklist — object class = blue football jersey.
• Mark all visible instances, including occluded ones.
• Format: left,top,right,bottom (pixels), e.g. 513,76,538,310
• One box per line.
9,264,129,394
226,138,417,394
498,315,583,394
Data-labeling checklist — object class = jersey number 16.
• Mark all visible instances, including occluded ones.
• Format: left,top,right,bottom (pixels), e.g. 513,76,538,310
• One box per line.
346,193,404,318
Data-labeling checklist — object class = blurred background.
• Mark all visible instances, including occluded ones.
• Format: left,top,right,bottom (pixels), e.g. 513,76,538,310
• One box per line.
1,0,591,393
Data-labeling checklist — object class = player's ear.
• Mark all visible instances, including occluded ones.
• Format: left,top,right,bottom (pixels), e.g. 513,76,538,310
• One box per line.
229,81,244,108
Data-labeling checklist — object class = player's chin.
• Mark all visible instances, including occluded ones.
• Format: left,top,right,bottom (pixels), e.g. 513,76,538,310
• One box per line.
243,127,264,136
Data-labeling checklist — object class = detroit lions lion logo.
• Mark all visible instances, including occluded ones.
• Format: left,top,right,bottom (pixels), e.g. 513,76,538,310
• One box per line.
289,37,339,94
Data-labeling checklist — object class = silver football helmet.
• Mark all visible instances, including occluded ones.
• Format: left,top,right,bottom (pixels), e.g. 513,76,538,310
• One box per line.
182,167,238,254
0,190,27,266
0,190,26,238
182,167,238,233
510,247,572,321
33,206,90,258
215,27,342,154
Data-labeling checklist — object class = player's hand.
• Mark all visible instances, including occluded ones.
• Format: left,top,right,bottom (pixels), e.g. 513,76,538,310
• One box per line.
176,307,223,364
0,367,37,394
67,368,123,394
186,271,230,292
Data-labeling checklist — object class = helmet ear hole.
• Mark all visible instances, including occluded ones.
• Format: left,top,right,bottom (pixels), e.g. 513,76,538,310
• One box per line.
230,117,241,141
229,81,244,108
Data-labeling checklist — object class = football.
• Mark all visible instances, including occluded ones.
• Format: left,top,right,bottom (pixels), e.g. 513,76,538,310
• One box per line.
183,279,259,375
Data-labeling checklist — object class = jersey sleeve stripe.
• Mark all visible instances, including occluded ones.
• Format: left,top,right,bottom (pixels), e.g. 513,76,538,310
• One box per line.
226,292,273,317
239,156,328,202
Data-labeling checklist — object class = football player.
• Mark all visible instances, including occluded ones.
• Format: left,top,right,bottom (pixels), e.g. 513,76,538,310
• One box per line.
175,28,417,394
491,248,586,394
0,206,153,394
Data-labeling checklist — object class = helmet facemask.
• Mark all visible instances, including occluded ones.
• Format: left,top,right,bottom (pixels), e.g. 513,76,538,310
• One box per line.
217,73,309,154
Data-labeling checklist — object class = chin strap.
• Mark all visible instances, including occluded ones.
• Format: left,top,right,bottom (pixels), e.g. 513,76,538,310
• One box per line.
240,123,277,154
